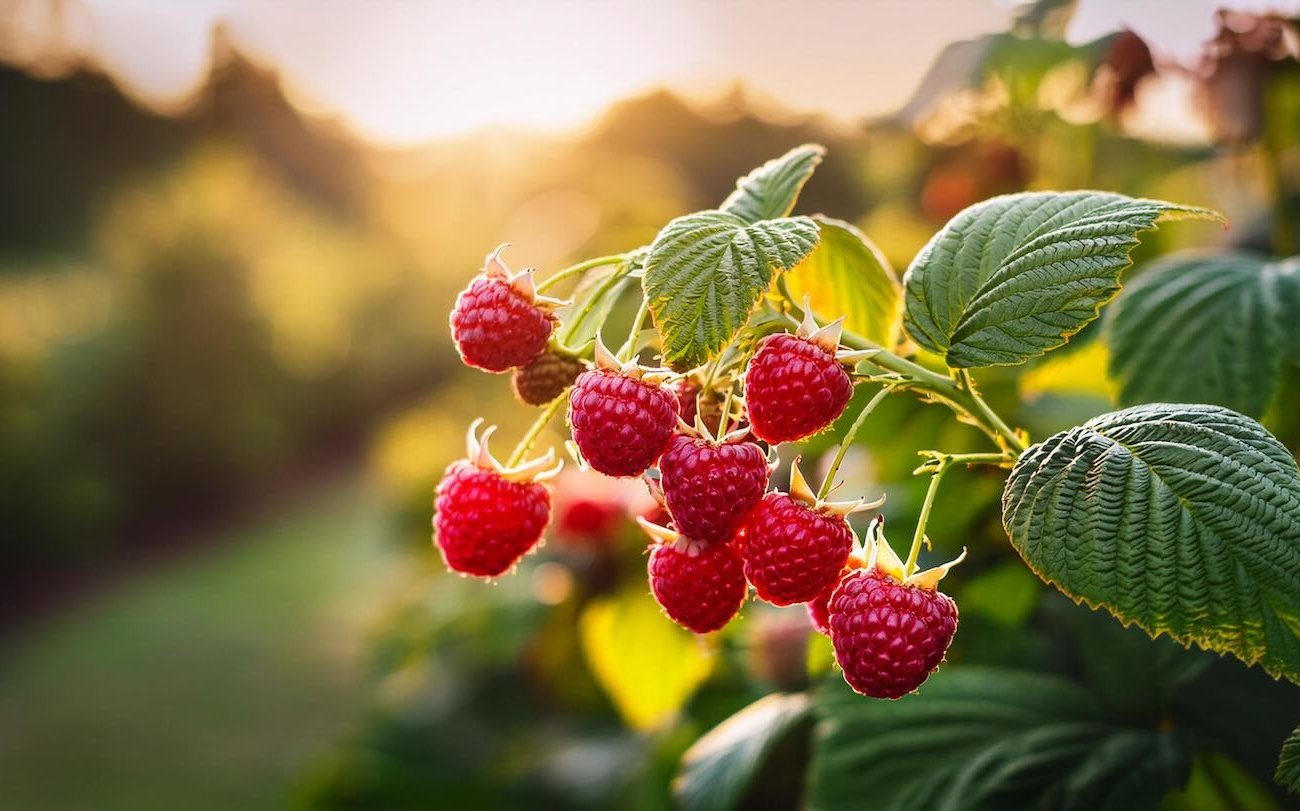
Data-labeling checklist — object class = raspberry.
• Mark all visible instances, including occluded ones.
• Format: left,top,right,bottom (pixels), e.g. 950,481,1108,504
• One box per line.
740,491,854,606
451,245,558,372
513,351,585,406
744,333,853,444
827,569,958,699
569,369,677,477
807,556,865,635
646,535,747,634
433,422,561,577
658,433,769,542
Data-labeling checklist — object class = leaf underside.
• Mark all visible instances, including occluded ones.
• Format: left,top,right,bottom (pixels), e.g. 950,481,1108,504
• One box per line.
1108,253,1300,418
674,692,811,811
1003,403,1300,683
786,216,903,349
902,191,1221,368
643,211,819,370
810,667,1187,811
721,143,825,223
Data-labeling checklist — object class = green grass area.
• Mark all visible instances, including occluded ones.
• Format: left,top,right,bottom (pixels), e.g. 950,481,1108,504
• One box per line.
0,474,406,810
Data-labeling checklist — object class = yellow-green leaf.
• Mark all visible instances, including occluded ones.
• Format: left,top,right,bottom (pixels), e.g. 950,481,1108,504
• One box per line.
579,585,714,730
786,216,902,349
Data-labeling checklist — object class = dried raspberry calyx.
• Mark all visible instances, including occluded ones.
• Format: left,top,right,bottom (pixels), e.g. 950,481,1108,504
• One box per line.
860,513,967,590
592,335,674,384
787,458,885,518
793,300,879,367
463,418,563,484
481,243,570,312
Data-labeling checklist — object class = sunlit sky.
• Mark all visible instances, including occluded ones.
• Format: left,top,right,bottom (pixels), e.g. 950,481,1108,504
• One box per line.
1,0,1292,146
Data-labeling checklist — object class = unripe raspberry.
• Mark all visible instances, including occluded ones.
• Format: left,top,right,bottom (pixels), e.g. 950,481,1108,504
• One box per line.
644,530,747,634
451,245,560,372
828,569,958,699
658,433,770,542
569,366,677,477
433,421,562,577
512,351,585,406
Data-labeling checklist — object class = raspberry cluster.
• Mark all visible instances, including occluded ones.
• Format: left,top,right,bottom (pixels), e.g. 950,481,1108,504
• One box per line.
434,246,963,700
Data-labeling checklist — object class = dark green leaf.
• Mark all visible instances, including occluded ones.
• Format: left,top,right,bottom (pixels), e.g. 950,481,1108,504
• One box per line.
1107,253,1300,418
786,216,903,348
809,667,1188,811
902,191,1220,368
674,692,811,811
643,211,819,370
1003,403,1300,682
1278,725,1300,792
721,144,824,223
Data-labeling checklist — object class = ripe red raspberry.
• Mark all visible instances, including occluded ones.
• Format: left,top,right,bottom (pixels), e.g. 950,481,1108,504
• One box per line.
451,245,558,372
740,491,854,606
808,556,865,635
744,332,853,444
512,351,585,406
828,568,958,699
569,368,677,477
433,422,561,577
646,533,747,634
658,433,769,542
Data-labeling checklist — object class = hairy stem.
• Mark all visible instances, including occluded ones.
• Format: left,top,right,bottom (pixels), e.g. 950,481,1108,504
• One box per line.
560,266,632,347
506,394,567,468
817,386,891,501
536,254,627,294
781,297,1026,455
905,462,948,576
616,295,651,362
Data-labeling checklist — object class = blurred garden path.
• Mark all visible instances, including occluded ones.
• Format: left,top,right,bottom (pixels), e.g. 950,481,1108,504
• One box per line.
0,474,406,810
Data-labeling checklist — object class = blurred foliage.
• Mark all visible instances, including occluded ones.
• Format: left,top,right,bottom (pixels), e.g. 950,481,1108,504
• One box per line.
4,6,1300,808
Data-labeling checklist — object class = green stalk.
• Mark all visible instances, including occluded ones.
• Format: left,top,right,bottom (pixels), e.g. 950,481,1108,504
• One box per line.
816,386,891,500
506,394,567,467
536,255,627,294
780,297,1026,455
905,463,947,576
616,296,651,362
560,267,632,347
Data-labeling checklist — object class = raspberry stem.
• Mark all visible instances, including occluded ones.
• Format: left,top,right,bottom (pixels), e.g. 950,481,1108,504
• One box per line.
506,394,567,468
780,297,1027,456
536,254,628,294
905,457,949,576
816,385,891,501
616,296,652,362
561,265,634,346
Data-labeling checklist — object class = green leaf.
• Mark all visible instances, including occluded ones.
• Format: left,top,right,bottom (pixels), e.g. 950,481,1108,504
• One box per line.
643,211,819,370
674,692,811,811
809,666,1189,810
578,584,713,730
1002,403,1300,682
902,191,1221,368
721,144,825,223
1278,725,1300,792
786,216,903,348
1107,253,1300,418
